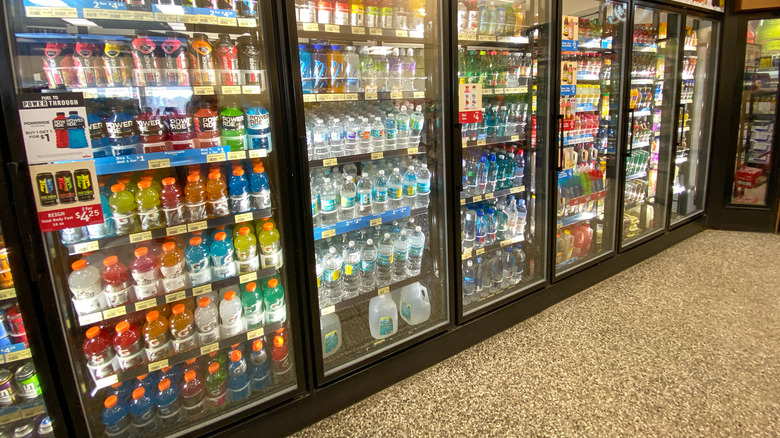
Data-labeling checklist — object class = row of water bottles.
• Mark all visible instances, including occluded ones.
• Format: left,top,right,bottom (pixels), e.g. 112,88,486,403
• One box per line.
461,99,529,140
462,195,527,249
305,103,424,159
463,245,525,305
317,225,427,307
463,147,525,197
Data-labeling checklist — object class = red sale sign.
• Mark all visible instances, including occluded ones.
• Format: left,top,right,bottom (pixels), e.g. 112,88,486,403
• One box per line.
38,204,103,233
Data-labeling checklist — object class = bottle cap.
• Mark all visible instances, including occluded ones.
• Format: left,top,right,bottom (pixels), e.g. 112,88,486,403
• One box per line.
231,343,239,349
162,177,176,186
187,174,200,183
160,366,172,373
214,232,227,241
132,387,145,400
110,183,126,193
185,358,196,365
262,222,274,231
253,165,264,173
208,172,221,180
117,177,131,184
224,290,235,301
85,327,101,339
267,278,278,288
238,227,250,236
111,382,122,389
137,374,148,381
252,339,263,351
233,168,245,176
172,304,185,315
245,282,257,292
198,297,210,308
137,180,151,189
162,242,176,252
184,370,196,382
158,378,171,391
71,259,87,271
273,335,284,348
146,311,159,322
208,362,219,374
115,321,130,334
230,350,242,362
189,237,202,246
104,395,118,409
134,247,148,258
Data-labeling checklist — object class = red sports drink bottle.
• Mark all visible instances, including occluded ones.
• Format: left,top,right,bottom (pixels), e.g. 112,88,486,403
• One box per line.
214,34,239,86
72,40,102,87
137,108,170,153
166,108,196,151
42,42,73,88
131,34,161,86
161,32,190,86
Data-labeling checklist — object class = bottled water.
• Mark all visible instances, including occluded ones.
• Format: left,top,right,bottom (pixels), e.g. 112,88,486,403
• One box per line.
396,106,410,148
313,119,330,159
372,170,388,213
495,203,507,240
320,177,338,225
392,230,408,281
330,118,344,157
387,168,403,209
513,245,525,284
402,166,417,207
344,117,359,155
517,199,527,237
501,247,516,289
356,174,373,216
475,210,486,248
360,239,378,292
462,209,476,249
311,182,321,226
410,105,424,143
376,233,394,284
387,48,402,91
342,241,361,299
465,158,478,196
401,48,416,91
416,164,431,208
485,208,497,245
490,252,503,291
513,150,525,186
505,195,518,237
384,110,397,150
407,226,425,276
359,117,372,153
343,45,360,93
486,153,498,192
370,117,385,151
339,175,357,221
476,155,488,194
474,256,484,298
322,247,343,305
463,259,475,305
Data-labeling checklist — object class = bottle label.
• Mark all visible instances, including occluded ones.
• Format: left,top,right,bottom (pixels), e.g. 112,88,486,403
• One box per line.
340,195,355,209
411,118,423,130
222,114,245,131
247,112,270,130
172,334,196,353
189,268,212,286
87,358,117,380
208,198,230,217
389,187,402,200
396,119,410,132
380,7,392,28
334,1,349,25
324,330,340,353
417,181,431,194
321,197,337,212
117,349,144,370
213,262,237,280
72,280,103,300
409,244,424,257
112,211,138,233
235,245,258,261
344,262,360,276
206,388,228,407
105,286,131,307
370,128,383,138
324,268,339,282
160,260,185,281
196,115,219,134
260,250,283,270
404,183,416,197
357,192,371,205
145,341,172,362
105,118,138,140
361,259,376,272
366,6,380,28
312,199,319,216
350,5,364,26
373,188,387,203
400,299,411,320
169,116,193,135
385,128,396,140
377,252,393,266
394,249,408,262
237,257,260,274
379,316,394,335
346,130,358,141
314,133,329,143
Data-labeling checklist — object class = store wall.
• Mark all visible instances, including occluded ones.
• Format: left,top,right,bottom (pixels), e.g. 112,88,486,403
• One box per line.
737,0,780,11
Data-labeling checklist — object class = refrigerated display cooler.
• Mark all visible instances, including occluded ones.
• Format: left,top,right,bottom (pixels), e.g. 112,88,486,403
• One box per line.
2,1,306,436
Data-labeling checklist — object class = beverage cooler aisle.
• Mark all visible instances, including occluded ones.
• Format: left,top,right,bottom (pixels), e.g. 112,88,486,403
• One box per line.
293,0,450,378
9,1,302,436
456,0,549,315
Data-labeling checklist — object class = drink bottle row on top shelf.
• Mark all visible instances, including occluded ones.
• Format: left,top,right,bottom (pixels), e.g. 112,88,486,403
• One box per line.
87,0,261,16
296,0,427,31
456,0,529,38
457,49,533,89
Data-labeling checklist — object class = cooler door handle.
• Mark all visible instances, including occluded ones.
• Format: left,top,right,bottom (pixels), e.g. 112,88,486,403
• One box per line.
557,115,564,172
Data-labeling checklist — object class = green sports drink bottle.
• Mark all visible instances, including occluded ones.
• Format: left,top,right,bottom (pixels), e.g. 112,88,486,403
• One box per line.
220,105,246,151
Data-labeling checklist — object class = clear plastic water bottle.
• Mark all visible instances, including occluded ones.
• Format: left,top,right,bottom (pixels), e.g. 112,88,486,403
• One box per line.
402,166,417,207
342,241,361,299
485,208,497,245
410,105,424,143
384,111,397,150
330,118,345,157
513,244,525,284
388,167,403,209
359,117,372,153
462,209,476,249
372,170,388,213
343,45,360,93
396,105,410,148
501,246,516,289
505,195,518,237
474,256,484,298
311,181,321,226
495,202,507,240
313,119,330,159
344,117,359,156
463,259,475,305
402,48,416,91
392,230,408,281
360,238,378,292
320,177,338,225
476,155,489,194
486,153,498,193
339,175,357,221
465,157,478,196
416,163,431,208
356,174,373,216
513,150,524,187
376,233,394,285
407,226,425,277
517,199,527,237
322,247,343,305
371,116,385,151
475,210,486,248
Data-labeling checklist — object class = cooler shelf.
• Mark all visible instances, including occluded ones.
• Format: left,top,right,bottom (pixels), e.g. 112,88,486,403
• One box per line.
462,234,525,260
460,186,526,205
94,146,269,176
309,146,425,169
314,206,427,241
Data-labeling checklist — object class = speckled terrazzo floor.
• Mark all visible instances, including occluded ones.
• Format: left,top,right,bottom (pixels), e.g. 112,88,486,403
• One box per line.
293,230,780,437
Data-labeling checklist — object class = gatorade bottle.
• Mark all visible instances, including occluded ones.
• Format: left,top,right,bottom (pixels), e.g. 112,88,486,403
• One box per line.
130,247,163,300
101,256,133,307
249,339,270,391
194,296,220,345
186,237,212,287
82,326,119,380
237,35,263,85
53,112,68,149
263,278,286,324
136,180,164,230
182,358,201,380
129,387,159,433
234,227,259,274
210,232,237,279
131,34,161,87
194,102,221,149
161,32,190,86
228,168,250,213
160,241,189,292
184,173,208,221
103,40,132,87
105,109,141,156
189,33,216,86
143,310,173,362
155,378,184,424
245,106,272,152
258,222,283,269
68,259,107,316
181,370,206,419
141,174,162,193
166,108,196,150
205,362,228,409
206,172,230,217
241,282,264,331
66,111,89,149
170,303,196,353
87,113,111,158
228,350,250,402
109,183,140,234
117,176,137,196
102,396,132,438
221,105,246,151
249,164,271,210
160,177,186,226
137,108,169,153
214,34,239,86
113,320,145,370
159,364,182,387
219,290,243,337
270,335,292,380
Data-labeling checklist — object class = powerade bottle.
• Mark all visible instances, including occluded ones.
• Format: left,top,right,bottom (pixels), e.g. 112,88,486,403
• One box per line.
103,41,132,87
312,44,328,92
189,33,216,86
105,109,140,156
87,113,111,158
228,350,250,402
237,0,259,18
42,42,71,89
249,164,271,210
72,40,102,87
66,111,88,149
237,35,263,86
229,168,251,213
221,105,246,151
161,32,190,86
245,106,271,152
299,44,313,93
249,339,270,391
215,34,239,86
53,112,68,149
131,34,161,87
137,108,169,153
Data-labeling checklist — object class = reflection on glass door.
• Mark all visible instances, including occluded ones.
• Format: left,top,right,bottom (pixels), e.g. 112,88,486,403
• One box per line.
555,0,625,275
671,16,718,224
621,6,678,247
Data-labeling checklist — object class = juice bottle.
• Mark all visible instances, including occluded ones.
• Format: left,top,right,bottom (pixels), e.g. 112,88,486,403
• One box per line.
229,168,250,213
258,222,283,269
136,180,164,230
249,164,271,210
160,241,189,293
241,282,264,331
101,255,132,307
137,108,169,153
210,232,236,280
206,171,230,217
194,102,221,149
220,105,246,152
204,362,227,408
82,326,119,380
113,320,145,370
270,335,292,379
109,183,140,234
181,370,206,419
184,173,208,221
234,227,260,274
194,296,220,345
185,237,212,286
143,310,172,362
68,259,107,316
169,303,196,353
166,108,196,150
160,177,186,226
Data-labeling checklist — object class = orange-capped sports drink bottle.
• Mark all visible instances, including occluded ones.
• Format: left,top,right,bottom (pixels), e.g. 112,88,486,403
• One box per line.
206,172,230,217
170,303,196,354
189,33,216,86
184,173,208,221
160,241,189,293
143,310,172,362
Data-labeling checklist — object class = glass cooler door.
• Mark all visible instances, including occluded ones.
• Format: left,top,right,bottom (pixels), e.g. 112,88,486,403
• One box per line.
6,1,303,436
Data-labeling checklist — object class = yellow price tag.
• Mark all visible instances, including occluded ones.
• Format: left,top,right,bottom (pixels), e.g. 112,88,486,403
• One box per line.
371,152,384,160
352,26,366,34
249,149,268,159
165,291,187,303
303,94,316,103
102,307,127,320
227,151,246,161
370,28,383,35
166,225,187,236
194,86,215,95
323,158,338,166
222,85,241,95
0,289,15,300
188,221,208,232
302,22,319,31
234,212,254,223
246,328,265,340
217,17,237,26
78,312,103,326
472,195,482,202
54,7,78,17
4,349,31,363
475,248,485,255
477,139,486,146
240,272,257,284
200,343,219,356
129,231,152,243
321,305,335,316
242,85,261,94
207,153,225,163
407,147,419,155
343,93,359,101
322,229,336,238
148,359,169,372
478,35,497,42
484,193,493,199
370,218,382,226
325,24,340,33
395,30,409,37
390,91,403,99
460,199,466,205
511,135,520,141
510,186,522,194
365,92,378,100
413,91,425,98
377,286,390,295
148,158,170,169
135,298,158,312
73,241,100,254
193,284,212,296
237,18,256,27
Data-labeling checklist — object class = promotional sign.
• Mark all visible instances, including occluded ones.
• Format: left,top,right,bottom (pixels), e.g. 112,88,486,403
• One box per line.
561,60,577,96
561,15,579,51
29,161,103,233
18,93,92,164
458,83,482,123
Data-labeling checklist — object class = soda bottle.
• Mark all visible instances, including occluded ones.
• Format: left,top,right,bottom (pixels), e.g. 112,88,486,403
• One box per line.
194,297,220,345
167,108,196,150
237,35,263,86
42,42,72,89
245,106,272,152
113,321,145,370
189,33,216,86
160,241,189,292
206,172,230,218
185,237,212,287
131,34,161,86
205,362,228,409
159,177,186,226
155,378,183,423
101,255,132,307
137,108,169,153
258,222,283,269
185,173,208,221
109,183,140,234
105,109,141,156
181,370,206,419
143,310,172,362
228,350,250,402
211,232,237,280
102,395,132,437
194,102,221,149
68,259,107,316
249,164,271,211
241,282,264,331
270,335,292,380
82,326,119,380
135,180,164,230
221,105,246,151
229,168,251,213
161,32,190,86
103,41,132,87
263,278,286,324
220,290,243,337
214,34,239,86
169,303,196,353
234,227,260,274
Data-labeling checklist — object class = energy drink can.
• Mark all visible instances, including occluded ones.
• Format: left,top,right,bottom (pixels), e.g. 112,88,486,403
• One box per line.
36,173,58,206
161,32,190,86
189,33,216,86
6,306,26,345
0,370,16,407
72,40,102,87
131,34,161,86
237,36,263,86
14,363,41,400
237,0,259,18
215,34,238,86
42,42,72,88
55,170,76,204
74,169,94,202
103,41,132,87
0,309,11,346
